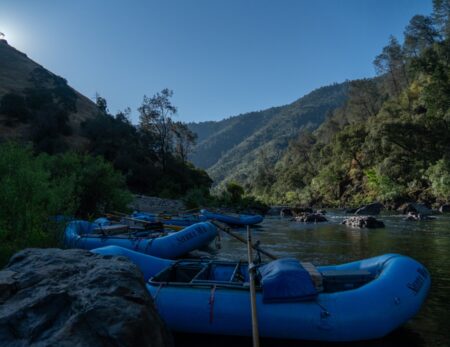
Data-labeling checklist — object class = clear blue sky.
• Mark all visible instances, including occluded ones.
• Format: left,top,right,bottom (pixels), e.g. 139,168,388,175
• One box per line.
0,0,432,123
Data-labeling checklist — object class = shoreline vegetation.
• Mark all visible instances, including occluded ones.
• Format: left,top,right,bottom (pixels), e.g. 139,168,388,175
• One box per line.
245,6,450,209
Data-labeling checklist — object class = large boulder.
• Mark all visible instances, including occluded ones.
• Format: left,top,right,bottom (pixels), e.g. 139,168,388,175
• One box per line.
397,203,432,216
342,216,385,228
0,248,172,347
439,204,450,213
355,202,384,215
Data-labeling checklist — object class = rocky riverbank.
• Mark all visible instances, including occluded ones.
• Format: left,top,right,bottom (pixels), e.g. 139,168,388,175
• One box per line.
0,248,173,346
130,195,186,213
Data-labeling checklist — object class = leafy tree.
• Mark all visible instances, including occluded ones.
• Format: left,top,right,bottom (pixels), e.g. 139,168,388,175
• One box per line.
404,15,439,56
374,36,408,96
95,93,109,114
346,79,384,121
139,89,177,171
432,0,450,38
172,121,197,163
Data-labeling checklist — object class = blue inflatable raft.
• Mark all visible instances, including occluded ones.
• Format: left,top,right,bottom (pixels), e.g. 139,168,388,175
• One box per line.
200,209,264,226
132,211,207,227
91,246,430,341
65,220,217,259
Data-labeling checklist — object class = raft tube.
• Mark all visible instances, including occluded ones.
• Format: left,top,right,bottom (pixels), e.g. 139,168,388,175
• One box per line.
64,220,217,259
90,247,430,342
200,209,264,226
132,211,207,227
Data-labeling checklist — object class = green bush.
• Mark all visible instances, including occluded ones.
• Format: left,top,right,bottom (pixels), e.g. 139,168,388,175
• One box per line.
182,187,212,209
426,159,450,202
0,143,133,265
225,181,244,203
365,168,406,203
0,143,63,265
45,152,133,218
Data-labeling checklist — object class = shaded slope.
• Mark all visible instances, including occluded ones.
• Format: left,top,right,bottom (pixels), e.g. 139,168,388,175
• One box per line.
189,82,348,188
0,39,99,146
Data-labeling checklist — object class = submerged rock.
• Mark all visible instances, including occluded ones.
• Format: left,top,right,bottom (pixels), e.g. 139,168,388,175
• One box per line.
0,248,172,347
355,202,384,215
398,203,432,216
342,216,385,228
294,213,328,223
404,212,436,221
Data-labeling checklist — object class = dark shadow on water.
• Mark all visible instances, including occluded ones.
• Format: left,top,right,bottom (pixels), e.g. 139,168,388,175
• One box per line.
174,327,425,347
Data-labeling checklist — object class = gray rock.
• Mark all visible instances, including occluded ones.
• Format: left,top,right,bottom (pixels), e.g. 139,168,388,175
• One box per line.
280,208,294,217
294,213,328,223
397,203,432,216
439,204,450,213
355,202,384,215
342,216,385,228
293,207,314,214
0,248,172,347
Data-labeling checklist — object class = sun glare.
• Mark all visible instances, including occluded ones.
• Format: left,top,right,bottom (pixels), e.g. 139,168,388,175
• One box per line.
0,24,26,49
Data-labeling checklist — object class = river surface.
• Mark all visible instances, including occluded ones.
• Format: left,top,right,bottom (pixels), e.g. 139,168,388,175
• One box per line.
174,211,450,347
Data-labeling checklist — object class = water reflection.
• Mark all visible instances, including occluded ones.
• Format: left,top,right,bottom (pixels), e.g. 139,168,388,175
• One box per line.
180,211,450,346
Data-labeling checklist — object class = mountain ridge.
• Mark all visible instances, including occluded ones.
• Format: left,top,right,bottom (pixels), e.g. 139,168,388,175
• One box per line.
188,82,349,189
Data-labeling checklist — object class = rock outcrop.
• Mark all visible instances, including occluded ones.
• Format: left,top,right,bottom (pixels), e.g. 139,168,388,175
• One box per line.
294,213,328,223
355,202,383,215
280,208,294,217
397,203,432,216
0,248,172,347
342,216,385,228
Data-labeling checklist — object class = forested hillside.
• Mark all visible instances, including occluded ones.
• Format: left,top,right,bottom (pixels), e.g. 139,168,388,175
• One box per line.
188,82,349,189
0,40,211,199
251,1,450,207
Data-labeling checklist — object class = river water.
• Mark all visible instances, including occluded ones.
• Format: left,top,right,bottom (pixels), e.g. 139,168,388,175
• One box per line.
175,211,450,347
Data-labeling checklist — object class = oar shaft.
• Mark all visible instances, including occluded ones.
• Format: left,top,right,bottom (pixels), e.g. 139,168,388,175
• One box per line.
247,225,260,347
210,220,277,260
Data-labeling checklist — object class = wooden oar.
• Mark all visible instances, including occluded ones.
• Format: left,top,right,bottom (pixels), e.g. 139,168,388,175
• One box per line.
247,225,260,347
210,220,277,260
